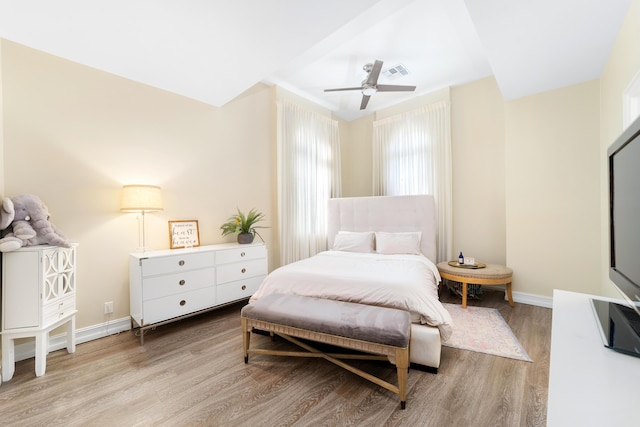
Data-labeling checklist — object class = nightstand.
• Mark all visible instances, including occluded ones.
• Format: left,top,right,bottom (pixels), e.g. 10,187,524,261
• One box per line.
437,261,513,308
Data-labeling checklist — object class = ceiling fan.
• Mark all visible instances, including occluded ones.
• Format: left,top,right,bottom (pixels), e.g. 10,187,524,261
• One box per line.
324,59,416,110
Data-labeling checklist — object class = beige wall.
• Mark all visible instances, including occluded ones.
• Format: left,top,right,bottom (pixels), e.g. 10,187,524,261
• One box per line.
1,40,276,329
505,80,601,298
451,78,506,265
340,114,373,197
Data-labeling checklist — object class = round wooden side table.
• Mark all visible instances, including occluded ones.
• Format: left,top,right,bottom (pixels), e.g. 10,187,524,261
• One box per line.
437,261,514,309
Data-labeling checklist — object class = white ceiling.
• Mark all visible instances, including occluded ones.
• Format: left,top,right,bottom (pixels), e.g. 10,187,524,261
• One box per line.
0,0,631,121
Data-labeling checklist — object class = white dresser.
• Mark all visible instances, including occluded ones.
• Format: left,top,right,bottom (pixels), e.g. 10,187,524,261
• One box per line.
129,242,267,343
1,245,78,381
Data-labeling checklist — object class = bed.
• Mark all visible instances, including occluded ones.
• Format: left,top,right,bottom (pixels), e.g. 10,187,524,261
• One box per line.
250,194,451,370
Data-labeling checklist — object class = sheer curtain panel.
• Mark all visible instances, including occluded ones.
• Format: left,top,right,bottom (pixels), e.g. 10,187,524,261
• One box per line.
277,100,342,265
372,100,452,262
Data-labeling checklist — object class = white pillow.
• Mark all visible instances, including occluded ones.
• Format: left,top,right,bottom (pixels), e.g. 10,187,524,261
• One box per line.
375,231,422,255
332,231,375,253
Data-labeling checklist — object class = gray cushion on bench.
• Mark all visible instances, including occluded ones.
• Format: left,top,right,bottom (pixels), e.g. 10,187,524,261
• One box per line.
241,294,411,348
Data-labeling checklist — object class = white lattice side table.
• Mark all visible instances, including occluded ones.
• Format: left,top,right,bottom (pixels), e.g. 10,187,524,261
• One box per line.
1,245,78,381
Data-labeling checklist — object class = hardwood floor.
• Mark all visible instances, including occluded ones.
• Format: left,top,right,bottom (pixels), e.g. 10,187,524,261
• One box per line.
0,289,551,426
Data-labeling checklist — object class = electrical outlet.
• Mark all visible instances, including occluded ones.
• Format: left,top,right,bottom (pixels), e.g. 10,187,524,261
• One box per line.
104,301,114,315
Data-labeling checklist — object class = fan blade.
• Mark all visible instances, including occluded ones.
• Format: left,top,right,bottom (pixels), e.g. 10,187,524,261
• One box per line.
376,85,416,92
360,95,371,110
324,87,362,92
365,60,383,86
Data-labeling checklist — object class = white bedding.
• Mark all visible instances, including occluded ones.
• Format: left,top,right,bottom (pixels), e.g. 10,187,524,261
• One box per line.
250,251,453,341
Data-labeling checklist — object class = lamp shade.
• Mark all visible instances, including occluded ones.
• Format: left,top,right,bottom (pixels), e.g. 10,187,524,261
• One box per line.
120,185,163,212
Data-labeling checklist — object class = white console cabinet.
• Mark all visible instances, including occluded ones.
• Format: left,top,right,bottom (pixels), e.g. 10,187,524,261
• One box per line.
1,245,77,381
129,242,267,343
548,290,640,426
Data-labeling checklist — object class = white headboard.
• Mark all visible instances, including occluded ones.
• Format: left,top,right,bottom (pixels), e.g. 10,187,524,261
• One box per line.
327,195,437,263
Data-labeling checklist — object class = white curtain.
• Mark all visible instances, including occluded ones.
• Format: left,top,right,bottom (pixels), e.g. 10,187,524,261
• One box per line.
277,100,342,265
372,100,452,262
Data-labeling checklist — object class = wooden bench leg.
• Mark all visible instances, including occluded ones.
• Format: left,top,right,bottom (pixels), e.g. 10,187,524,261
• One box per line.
396,347,409,409
241,318,250,363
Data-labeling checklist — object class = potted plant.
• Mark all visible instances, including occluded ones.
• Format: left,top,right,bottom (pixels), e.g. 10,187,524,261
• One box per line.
220,208,268,244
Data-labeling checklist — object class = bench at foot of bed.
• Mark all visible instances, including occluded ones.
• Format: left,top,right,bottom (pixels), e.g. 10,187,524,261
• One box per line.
241,293,412,409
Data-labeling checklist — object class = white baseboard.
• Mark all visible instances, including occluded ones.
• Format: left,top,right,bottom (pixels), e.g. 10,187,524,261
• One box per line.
9,316,132,363
512,291,553,308
464,284,554,309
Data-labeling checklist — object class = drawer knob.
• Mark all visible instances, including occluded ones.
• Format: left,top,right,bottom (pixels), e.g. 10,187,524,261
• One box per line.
241,285,247,291
179,260,185,266
241,268,246,274
241,251,246,257
180,300,186,306
179,280,186,286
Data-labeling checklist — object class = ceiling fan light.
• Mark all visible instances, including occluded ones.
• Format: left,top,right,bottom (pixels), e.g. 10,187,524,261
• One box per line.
362,86,377,96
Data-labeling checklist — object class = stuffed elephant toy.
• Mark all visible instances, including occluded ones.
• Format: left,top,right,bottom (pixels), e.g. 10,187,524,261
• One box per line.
0,194,71,252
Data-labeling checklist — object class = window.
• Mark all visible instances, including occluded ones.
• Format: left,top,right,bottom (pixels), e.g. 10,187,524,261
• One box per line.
277,100,342,264
623,69,640,129
372,99,452,262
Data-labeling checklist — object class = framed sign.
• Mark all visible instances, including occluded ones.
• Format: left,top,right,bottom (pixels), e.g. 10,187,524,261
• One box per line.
169,220,200,249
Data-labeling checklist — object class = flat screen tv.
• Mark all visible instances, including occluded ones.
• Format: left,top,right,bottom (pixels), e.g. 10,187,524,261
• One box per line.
592,114,640,357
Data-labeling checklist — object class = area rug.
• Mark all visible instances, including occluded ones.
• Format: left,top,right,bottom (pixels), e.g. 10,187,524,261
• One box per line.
442,303,532,362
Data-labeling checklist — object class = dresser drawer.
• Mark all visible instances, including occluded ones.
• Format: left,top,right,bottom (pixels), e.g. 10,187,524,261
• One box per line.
142,268,215,300
43,294,76,327
142,287,216,325
216,245,266,265
216,275,264,305
217,259,267,284
140,252,215,277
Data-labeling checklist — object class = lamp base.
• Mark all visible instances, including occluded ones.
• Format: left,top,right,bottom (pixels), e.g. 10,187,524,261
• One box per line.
136,212,151,252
